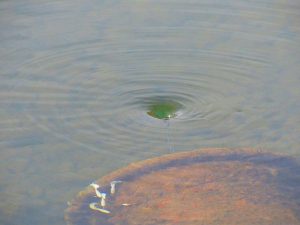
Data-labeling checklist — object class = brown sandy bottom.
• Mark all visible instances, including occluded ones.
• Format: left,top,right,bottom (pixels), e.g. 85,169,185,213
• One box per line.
65,148,300,225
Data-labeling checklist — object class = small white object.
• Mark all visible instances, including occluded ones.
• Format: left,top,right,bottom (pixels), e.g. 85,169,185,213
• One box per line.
121,203,132,206
101,193,106,199
110,180,122,195
90,182,100,189
89,202,110,214
90,182,102,198
100,193,106,207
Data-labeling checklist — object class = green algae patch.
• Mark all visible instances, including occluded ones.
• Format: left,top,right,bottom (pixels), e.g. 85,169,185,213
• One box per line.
147,101,181,120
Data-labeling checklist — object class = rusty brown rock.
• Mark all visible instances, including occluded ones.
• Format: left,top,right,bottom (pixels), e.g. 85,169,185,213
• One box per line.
65,148,300,225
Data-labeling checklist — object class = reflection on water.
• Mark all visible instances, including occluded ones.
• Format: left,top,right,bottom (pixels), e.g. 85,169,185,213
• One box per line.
0,0,299,224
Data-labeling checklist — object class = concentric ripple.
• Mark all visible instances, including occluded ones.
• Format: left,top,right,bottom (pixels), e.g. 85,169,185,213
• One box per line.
1,1,300,225
1,0,300,159
1,44,294,157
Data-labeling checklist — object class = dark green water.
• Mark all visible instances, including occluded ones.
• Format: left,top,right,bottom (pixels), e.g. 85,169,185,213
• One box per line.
146,98,182,119
0,0,300,224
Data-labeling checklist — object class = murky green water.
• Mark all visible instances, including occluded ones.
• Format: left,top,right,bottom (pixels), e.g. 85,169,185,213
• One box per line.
0,0,299,224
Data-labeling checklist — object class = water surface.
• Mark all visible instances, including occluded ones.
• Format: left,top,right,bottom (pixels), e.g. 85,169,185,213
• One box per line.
0,0,300,225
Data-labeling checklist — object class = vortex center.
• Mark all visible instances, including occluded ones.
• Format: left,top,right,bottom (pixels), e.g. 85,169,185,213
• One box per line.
147,100,181,120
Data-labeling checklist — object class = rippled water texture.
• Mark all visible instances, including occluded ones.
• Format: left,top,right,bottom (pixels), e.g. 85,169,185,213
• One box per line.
0,0,300,225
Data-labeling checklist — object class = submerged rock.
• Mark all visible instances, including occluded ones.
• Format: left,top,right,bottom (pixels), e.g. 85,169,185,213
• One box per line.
65,148,300,225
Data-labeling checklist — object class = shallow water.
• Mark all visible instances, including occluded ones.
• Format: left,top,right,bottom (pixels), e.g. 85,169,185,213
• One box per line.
0,0,299,224
65,150,300,225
